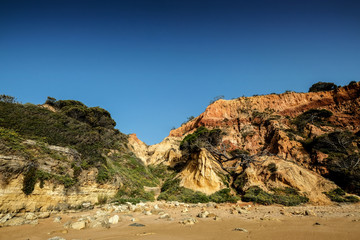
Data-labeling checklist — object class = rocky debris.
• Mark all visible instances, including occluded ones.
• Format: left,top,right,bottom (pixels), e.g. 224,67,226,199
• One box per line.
207,213,217,218
1,216,38,227
24,213,37,220
314,222,321,225
0,213,14,224
81,202,93,209
48,237,66,240
70,221,86,230
54,216,62,223
234,228,248,232
108,215,119,224
181,208,189,213
180,217,198,225
0,213,38,227
37,212,51,219
159,213,171,219
197,211,209,218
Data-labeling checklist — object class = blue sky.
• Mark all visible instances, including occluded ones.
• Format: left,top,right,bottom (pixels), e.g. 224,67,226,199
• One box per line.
1,0,360,144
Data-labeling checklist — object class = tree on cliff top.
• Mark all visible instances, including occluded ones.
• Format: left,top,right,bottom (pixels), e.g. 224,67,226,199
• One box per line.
309,82,338,92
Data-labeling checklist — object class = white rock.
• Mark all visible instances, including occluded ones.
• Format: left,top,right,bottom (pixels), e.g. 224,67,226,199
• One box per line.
48,237,66,240
109,215,119,224
71,221,86,230
24,213,37,221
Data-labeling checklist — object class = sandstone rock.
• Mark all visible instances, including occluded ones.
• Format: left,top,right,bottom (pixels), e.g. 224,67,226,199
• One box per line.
180,218,198,225
71,221,86,230
108,215,119,224
37,212,50,219
207,213,217,218
197,211,209,218
178,149,228,195
159,213,170,219
25,213,37,220
3,217,25,226
53,216,62,223
0,213,14,224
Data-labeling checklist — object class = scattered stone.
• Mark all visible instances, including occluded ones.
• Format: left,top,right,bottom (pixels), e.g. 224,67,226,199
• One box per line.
197,211,209,218
181,208,189,213
207,213,217,218
314,222,321,226
53,216,62,223
101,219,111,229
63,221,72,229
159,214,171,219
25,213,38,221
71,221,86,230
180,218,198,225
129,223,145,227
144,211,152,216
82,202,92,208
109,215,119,224
214,216,221,221
37,212,51,219
130,218,138,222
234,228,248,232
48,237,66,240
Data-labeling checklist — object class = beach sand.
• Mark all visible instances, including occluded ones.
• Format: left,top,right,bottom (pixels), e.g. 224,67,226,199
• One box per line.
1,203,359,240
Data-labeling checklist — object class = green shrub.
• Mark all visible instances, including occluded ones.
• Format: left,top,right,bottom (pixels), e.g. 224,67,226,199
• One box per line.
325,188,359,203
242,186,309,206
209,188,239,203
180,126,222,154
159,177,238,203
293,109,333,133
22,164,38,195
309,82,338,92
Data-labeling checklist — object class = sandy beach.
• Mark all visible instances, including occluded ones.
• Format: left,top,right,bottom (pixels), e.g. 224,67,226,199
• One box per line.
1,203,359,240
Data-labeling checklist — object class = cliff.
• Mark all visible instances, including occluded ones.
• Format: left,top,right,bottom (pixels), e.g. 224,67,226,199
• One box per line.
131,82,360,203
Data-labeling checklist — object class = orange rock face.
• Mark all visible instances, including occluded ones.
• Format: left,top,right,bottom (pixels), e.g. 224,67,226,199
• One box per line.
170,83,360,138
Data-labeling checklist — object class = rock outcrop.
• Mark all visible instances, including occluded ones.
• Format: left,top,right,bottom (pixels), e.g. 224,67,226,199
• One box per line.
178,149,227,195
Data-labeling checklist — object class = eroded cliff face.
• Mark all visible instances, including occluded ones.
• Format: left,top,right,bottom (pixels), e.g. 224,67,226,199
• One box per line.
128,133,182,166
0,174,117,213
178,149,227,195
129,83,360,202
0,142,119,213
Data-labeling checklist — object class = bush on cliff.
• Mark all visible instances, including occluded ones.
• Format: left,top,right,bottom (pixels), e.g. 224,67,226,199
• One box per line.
309,82,338,92
303,131,360,195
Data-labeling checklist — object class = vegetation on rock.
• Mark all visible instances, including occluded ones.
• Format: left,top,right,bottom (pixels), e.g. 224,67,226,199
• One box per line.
308,82,338,92
242,186,309,206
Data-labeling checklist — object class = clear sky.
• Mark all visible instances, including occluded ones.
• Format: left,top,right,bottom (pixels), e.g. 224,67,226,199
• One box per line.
1,0,360,145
